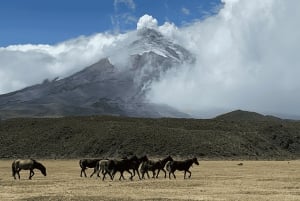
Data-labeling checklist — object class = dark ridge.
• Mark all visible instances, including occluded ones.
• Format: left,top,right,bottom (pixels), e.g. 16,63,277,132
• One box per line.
0,115,299,159
215,110,281,121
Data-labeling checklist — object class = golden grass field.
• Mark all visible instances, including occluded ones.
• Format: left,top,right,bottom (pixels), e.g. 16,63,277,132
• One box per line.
0,160,299,201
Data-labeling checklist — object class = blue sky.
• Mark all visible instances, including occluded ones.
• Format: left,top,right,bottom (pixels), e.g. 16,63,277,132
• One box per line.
0,0,222,46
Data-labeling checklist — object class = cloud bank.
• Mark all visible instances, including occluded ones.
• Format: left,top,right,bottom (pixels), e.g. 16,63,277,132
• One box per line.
148,0,300,117
1,0,300,118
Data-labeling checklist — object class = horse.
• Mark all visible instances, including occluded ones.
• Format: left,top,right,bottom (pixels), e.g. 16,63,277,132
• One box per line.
79,158,102,177
166,157,199,179
140,155,173,179
96,159,114,181
127,155,148,180
12,159,47,180
106,158,135,181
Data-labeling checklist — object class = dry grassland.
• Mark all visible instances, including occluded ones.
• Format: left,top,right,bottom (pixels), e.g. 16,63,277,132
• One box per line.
0,160,299,201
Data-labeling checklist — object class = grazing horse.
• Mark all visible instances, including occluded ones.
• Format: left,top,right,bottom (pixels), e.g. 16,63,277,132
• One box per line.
12,159,47,180
140,155,173,179
166,157,199,179
79,158,102,177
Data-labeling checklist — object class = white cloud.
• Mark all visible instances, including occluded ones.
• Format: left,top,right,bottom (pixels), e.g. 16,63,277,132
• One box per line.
0,33,127,94
148,0,300,117
136,14,158,30
181,7,190,15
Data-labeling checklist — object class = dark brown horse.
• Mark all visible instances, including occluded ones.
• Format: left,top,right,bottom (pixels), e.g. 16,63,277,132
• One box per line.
106,158,136,181
127,155,148,180
12,159,47,180
140,155,173,179
79,158,102,177
166,157,199,179
97,159,114,181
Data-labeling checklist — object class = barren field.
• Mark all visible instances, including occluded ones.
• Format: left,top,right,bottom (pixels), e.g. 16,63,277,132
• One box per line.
0,160,299,201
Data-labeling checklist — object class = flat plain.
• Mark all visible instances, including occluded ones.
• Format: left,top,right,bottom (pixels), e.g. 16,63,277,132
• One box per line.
0,160,299,201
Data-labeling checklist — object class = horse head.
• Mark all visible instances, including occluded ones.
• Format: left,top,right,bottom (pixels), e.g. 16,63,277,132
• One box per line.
166,155,174,162
140,155,149,162
193,157,199,165
35,162,47,176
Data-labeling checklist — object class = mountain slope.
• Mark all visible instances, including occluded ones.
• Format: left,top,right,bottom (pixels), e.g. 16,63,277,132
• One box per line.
0,28,194,119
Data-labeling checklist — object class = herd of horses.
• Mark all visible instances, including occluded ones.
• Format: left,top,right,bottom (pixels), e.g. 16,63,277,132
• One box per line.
11,156,199,180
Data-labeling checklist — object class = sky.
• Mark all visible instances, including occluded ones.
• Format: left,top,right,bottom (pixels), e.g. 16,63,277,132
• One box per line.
0,0,221,46
1,0,300,118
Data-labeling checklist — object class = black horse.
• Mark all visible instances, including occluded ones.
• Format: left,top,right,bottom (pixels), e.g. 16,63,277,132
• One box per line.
79,158,102,177
166,157,199,179
140,155,173,179
127,155,148,180
12,159,47,180
106,158,135,181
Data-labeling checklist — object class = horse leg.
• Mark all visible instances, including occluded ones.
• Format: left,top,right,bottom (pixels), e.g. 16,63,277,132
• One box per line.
80,168,84,177
136,168,141,180
156,169,167,178
152,170,156,178
84,168,87,177
184,171,186,179
156,169,160,178
29,170,34,180
126,170,133,180
12,170,16,179
172,171,176,179
168,171,172,179
141,171,144,179
163,169,167,178
187,170,192,178
108,171,113,180
98,168,105,177
90,167,97,177
146,171,150,179
17,170,21,179
119,172,124,181
102,171,107,181
81,168,87,177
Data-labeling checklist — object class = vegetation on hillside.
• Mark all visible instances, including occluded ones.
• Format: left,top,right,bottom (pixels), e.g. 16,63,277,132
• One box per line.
0,112,299,159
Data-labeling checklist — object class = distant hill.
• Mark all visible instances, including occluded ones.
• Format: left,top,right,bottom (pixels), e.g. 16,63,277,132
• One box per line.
0,115,299,160
215,110,281,121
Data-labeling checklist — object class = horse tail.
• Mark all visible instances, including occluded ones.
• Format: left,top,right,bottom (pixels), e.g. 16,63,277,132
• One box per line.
11,160,16,177
79,159,84,168
96,160,100,171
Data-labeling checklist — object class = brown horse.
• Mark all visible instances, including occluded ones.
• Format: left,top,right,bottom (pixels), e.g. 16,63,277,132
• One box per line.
12,159,47,180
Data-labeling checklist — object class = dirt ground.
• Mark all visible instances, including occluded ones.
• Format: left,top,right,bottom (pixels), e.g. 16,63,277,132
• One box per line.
0,160,299,201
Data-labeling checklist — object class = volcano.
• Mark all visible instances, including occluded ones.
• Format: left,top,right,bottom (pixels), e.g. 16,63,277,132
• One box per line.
0,28,194,119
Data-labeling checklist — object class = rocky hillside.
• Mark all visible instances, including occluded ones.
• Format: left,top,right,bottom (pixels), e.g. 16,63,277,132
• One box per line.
0,112,299,159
